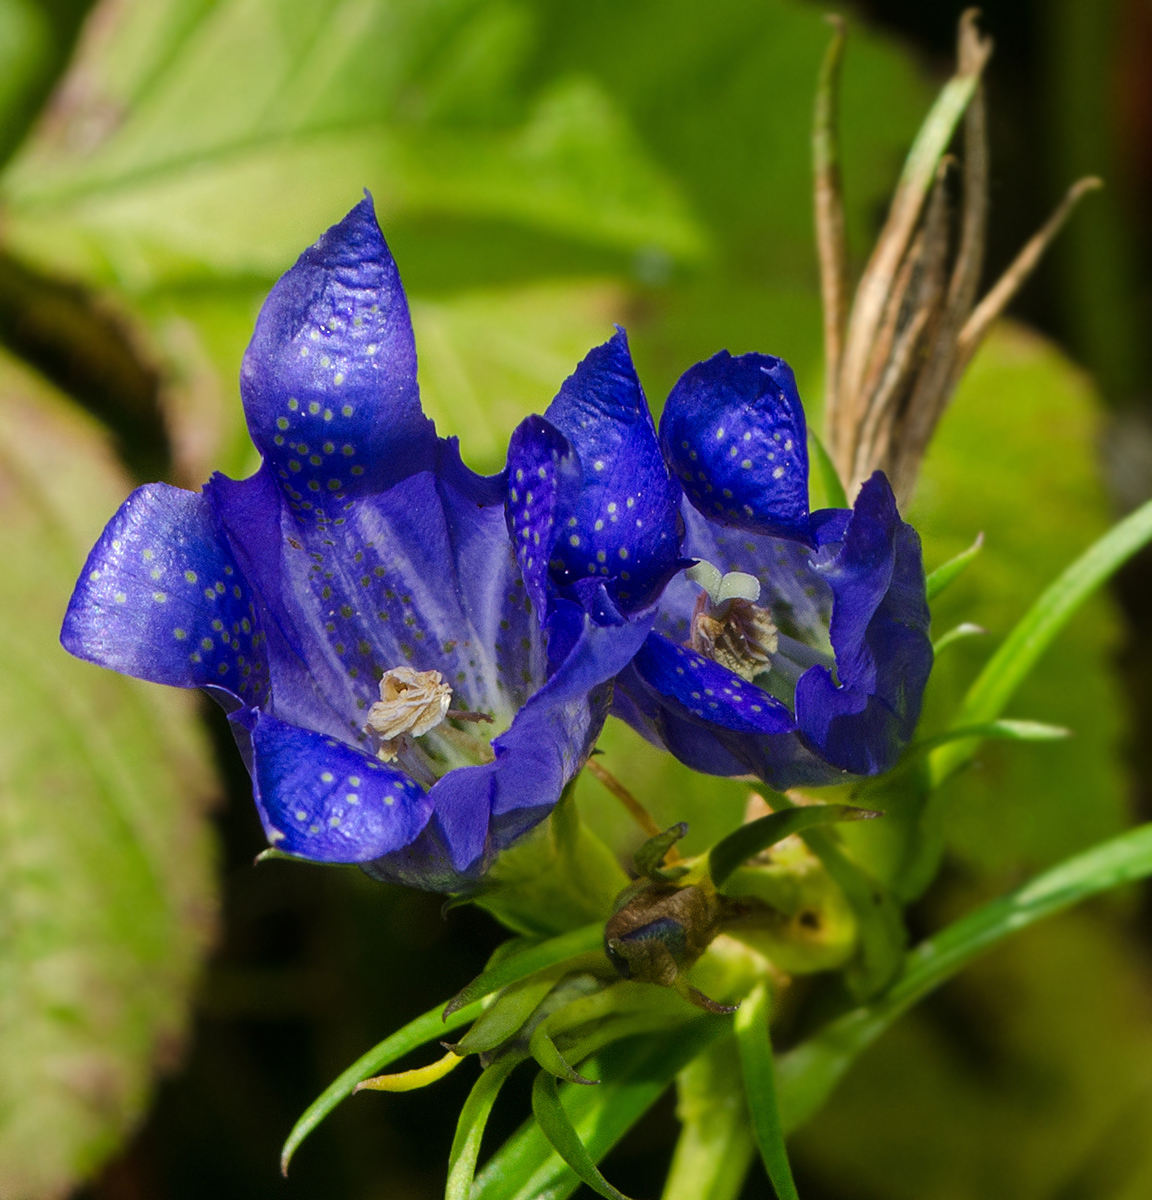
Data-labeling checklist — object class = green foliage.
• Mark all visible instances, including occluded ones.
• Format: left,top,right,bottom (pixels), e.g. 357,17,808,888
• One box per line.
0,349,218,1197
0,1,1141,1197
735,984,797,1200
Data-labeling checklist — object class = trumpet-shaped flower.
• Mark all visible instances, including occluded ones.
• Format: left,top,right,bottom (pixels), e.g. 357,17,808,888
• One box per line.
61,197,650,889
553,342,934,790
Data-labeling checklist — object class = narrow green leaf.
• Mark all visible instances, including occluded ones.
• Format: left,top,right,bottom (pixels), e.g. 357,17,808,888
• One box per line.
451,971,564,1056
662,1035,756,1200
531,1071,634,1200
473,1020,728,1200
930,496,1152,787
445,1058,519,1200
776,821,1152,1134
282,997,485,1176
915,719,1071,754
443,923,604,1017
710,804,879,889
807,428,849,510
925,532,984,601
931,621,985,656
735,985,798,1200
530,1026,599,1086
634,822,689,880
283,923,602,1174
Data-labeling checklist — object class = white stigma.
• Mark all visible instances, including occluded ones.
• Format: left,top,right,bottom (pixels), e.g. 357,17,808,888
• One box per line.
685,560,761,606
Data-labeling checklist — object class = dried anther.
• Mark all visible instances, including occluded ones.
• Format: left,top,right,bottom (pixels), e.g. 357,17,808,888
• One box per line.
365,666,453,760
685,558,778,682
690,593,779,682
817,10,1101,505
365,666,492,763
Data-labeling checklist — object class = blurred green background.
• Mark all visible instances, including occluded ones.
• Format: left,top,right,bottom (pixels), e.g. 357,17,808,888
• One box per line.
1,1,1151,1197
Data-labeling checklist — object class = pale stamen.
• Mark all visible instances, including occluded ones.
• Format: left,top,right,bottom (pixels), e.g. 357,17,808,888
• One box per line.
686,562,778,683
365,666,493,764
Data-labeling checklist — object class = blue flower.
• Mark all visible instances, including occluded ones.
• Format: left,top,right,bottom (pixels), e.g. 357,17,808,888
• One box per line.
552,343,934,790
61,197,649,890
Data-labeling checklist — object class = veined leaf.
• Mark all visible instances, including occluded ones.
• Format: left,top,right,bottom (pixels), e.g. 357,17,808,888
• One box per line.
1,1,705,289
0,350,218,1198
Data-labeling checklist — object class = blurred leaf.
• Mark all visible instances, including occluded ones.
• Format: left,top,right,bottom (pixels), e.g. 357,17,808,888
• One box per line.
662,1035,755,1200
411,279,626,474
0,348,218,1197
782,822,1152,1199
0,0,705,290
843,324,1130,893
0,0,53,167
929,493,1152,786
925,532,984,601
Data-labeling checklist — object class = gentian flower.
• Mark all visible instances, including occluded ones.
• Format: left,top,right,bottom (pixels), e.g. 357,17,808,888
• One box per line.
61,197,651,890
561,343,934,790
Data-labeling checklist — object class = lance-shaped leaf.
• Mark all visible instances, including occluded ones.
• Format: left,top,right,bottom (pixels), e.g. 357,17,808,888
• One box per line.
930,493,1152,788
473,1021,728,1200
0,351,218,1197
709,804,879,889
735,984,798,1200
282,923,603,1172
531,1070,634,1200
924,532,984,601
446,1058,519,1200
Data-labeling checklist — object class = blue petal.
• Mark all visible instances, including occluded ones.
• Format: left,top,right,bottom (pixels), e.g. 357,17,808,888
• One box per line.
613,660,848,790
368,608,652,887
61,483,269,705
234,709,432,861
630,632,794,734
206,463,542,747
505,414,581,620
239,195,436,501
542,329,684,612
660,351,810,542
654,499,833,650
794,472,933,775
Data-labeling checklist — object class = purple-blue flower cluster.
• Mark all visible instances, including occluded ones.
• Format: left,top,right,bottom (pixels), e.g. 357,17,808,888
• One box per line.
62,197,931,892
62,197,647,890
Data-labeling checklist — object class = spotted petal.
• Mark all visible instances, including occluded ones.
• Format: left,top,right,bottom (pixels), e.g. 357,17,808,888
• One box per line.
505,414,581,621
631,633,794,734
368,608,652,887
660,351,810,542
542,329,683,613
234,709,432,861
240,194,436,502
61,483,269,705
794,472,933,775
